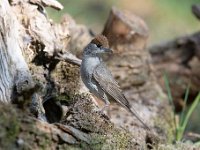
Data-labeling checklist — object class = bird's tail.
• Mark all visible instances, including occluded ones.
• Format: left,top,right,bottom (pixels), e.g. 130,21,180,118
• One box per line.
127,107,151,131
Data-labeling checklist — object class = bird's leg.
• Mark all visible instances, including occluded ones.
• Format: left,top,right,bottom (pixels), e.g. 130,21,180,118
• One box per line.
100,93,110,114
101,103,110,113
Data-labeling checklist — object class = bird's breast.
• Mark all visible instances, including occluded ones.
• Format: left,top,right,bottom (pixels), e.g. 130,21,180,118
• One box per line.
81,56,100,85
81,57,100,75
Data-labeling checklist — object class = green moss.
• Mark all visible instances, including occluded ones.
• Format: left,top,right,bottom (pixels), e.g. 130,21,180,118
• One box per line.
103,129,133,150
36,133,52,149
57,94,72,105
152,107,175,143
88,133,106,150
78,130,134,150
58,145,82,150
85,129,134,150
0,104,20,149
156,141,200,150
6,117,20,143
62,94,138,149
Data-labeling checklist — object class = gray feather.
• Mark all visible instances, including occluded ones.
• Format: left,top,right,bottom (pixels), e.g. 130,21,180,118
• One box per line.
93,63,130,108
93,63,150,130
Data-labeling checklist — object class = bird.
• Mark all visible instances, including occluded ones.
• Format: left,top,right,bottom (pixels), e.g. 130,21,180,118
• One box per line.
80,35,150,130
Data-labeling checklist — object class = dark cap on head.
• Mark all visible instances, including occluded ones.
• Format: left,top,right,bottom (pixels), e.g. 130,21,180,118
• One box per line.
91,35,109,48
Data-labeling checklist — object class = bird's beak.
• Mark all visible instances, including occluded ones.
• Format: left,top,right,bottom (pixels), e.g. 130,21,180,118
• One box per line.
102,47,113,54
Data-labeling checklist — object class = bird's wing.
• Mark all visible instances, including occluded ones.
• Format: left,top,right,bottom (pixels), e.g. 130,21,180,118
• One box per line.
93,63,150,130
92,63,130,108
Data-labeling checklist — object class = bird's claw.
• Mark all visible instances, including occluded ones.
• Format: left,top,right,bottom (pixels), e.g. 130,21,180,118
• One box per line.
100,104,109,113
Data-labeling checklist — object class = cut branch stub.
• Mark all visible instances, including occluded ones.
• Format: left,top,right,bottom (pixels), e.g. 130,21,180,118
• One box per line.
102,7,151,89
103,7,149,52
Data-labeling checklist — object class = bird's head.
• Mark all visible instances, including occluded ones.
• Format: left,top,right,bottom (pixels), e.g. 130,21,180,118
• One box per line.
83,35,112,56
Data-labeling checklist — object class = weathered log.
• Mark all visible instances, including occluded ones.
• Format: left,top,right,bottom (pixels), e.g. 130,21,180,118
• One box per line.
0,0,35,104
0,98,142,149
149,32,200,64
148,31,200,112
0,101,198,149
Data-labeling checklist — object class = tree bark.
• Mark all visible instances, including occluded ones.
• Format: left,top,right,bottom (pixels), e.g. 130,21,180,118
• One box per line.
0,0,35,103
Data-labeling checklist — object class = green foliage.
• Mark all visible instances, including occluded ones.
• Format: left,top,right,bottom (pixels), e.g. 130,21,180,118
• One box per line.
164,73,200,141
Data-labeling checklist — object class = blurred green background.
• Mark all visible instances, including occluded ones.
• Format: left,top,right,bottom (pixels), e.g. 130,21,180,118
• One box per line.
47,0,200,46
47,0,200,137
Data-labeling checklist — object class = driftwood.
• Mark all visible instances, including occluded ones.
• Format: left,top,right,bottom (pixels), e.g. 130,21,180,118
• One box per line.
1,0,199,149
149,29,200,112
0,0,35,103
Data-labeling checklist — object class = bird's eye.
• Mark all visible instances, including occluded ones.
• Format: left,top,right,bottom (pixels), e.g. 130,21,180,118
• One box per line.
96,44,101,48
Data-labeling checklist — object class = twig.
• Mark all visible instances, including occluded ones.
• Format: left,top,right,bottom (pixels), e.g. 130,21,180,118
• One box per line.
56,52,81,67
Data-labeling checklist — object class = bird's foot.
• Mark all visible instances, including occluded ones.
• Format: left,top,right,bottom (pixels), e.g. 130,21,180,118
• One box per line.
100,104,109,113
100,104,112,118
98,104,110,120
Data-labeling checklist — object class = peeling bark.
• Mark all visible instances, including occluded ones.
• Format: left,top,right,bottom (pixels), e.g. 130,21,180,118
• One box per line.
0,0,34,103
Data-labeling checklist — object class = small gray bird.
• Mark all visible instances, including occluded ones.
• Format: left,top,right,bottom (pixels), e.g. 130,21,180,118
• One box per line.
80,35,150,130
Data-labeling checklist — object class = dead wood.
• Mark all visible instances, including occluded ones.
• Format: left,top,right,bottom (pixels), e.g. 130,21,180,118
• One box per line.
149,31,200,112
192,4,200,21
0,0,180,149
149,32,200,63
0,99,138,149
0,0,35,103
56,52,81,67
